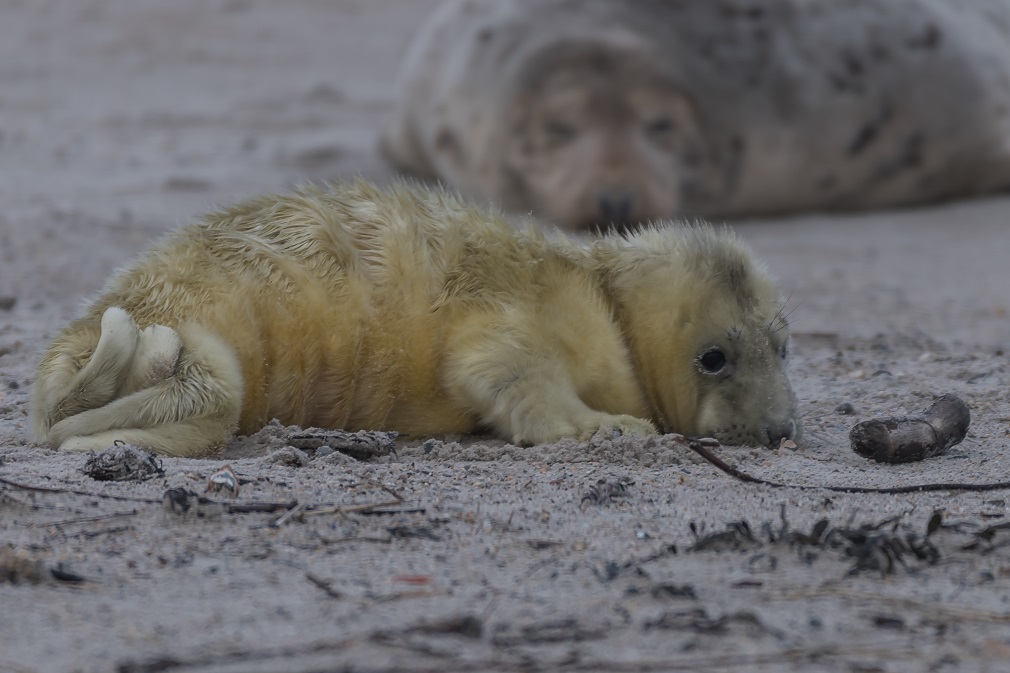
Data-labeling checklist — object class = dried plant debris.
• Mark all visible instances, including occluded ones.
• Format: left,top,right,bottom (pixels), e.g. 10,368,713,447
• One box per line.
287,428,398,461
376,614,482,641
644,608,781,640
0,548,86,585
490,617,610,647
943,519,1010,554
850,393,970,463
161,488,295,518
650,583,698,600
687,520,763,553
385,522,442,541
82,443,164,482
581,478,633,506
687,508,947,575
593,545,679,583
163,488,226,518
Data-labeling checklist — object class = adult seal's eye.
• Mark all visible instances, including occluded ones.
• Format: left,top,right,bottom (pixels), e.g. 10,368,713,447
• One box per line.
698,348,727,374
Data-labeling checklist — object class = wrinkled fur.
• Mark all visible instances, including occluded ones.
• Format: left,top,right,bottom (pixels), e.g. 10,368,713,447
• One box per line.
32,181,798,456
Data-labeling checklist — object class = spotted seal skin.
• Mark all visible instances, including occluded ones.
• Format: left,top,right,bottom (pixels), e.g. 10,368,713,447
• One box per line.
31,180,799,456
381,0,1010,230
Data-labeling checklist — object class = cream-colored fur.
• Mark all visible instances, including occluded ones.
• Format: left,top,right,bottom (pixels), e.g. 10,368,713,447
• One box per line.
383,0,1010,230
31,181,798,457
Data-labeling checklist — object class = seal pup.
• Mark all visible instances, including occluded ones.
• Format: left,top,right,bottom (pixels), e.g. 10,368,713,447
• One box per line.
31,180,799,457
381,0,1010,230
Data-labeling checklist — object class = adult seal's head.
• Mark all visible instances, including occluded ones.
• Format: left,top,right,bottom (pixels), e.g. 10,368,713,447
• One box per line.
500,40,703,231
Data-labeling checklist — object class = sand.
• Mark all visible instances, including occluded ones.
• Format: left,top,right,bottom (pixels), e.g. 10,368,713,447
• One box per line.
2,1,1010,672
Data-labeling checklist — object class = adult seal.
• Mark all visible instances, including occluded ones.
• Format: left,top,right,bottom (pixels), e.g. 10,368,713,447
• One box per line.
381,0,1010,230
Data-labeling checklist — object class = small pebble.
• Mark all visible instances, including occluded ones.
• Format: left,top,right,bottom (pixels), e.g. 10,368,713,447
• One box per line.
835,402,857,415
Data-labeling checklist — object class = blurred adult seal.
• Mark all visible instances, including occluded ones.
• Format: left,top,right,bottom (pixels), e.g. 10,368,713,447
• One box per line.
381,0,1010,230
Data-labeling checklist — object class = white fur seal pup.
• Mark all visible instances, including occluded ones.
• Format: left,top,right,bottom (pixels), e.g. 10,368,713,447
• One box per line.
31,181,799,457
381,0,1010,230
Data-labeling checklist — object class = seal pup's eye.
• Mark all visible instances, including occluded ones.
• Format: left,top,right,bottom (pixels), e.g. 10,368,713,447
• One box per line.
698,348,728,374
779,341,789,360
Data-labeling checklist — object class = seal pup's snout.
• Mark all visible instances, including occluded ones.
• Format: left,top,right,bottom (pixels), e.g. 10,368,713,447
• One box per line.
763,418,799,448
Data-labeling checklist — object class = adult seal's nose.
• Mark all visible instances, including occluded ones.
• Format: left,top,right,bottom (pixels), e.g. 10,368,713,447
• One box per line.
598,190,633,224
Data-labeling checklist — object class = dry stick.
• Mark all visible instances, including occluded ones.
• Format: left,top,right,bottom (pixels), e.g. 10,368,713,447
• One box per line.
317,534,393,545
27,510,139,528
303,483,404,517
0,476,162,504
1,475,407,516
687,440,1010,494
305,571,344,600
303,498,405,517
273,501,306,526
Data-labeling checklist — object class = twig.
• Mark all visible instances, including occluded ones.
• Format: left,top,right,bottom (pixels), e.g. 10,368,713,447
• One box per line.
273,501,306,526
303,498,404,517
2,476,411,521
24,509,139,528
316,534,392,545
0,476,160,504
359,507,427,516
70,525,135,540
371,588,450,603
305,571,344,599
225,500,297,514
687,440,1010,494
303,484,404,517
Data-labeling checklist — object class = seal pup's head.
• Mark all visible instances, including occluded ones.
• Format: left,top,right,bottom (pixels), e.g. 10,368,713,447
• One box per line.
593,225,800,448
504,41,703,232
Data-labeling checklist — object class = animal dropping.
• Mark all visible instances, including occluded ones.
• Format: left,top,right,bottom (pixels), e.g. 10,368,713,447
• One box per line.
850,393,970,463
30,180,798,456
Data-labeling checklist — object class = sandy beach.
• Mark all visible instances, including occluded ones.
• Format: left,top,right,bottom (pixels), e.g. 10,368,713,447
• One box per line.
3,2,1010,671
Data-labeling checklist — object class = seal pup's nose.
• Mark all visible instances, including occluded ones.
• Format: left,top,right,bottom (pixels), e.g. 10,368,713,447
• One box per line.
764,420,797,448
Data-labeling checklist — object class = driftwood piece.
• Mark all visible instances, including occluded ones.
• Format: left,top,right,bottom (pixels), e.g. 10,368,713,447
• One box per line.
849,394,971,464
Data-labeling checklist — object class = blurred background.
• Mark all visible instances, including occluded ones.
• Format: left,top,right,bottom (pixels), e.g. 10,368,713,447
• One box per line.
2,0,1009,351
